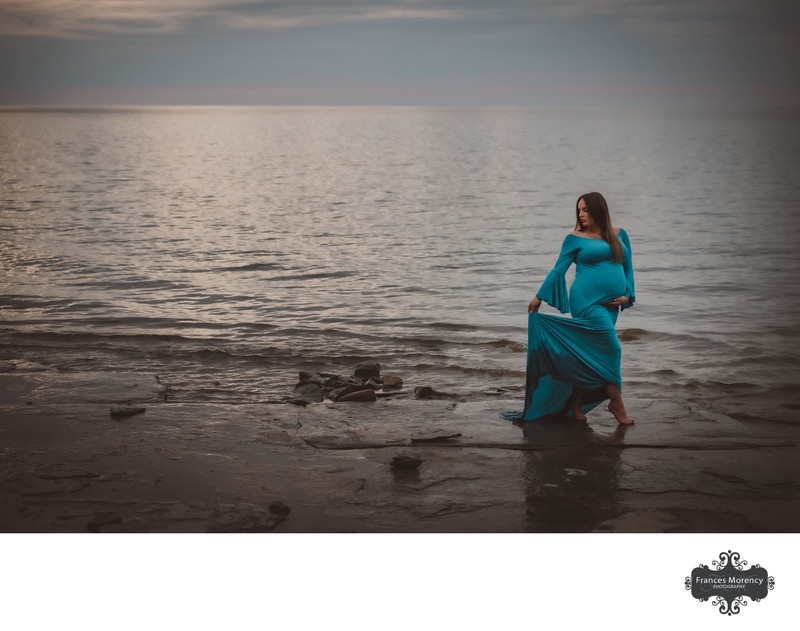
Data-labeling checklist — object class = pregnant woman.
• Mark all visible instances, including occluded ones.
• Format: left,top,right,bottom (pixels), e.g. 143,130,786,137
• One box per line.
522,192,635,424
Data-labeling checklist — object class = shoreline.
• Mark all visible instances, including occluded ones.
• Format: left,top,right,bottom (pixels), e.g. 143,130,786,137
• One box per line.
1,373,798,533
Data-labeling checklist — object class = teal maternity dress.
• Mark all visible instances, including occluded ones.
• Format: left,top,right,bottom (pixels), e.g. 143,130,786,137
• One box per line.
516,229,635,421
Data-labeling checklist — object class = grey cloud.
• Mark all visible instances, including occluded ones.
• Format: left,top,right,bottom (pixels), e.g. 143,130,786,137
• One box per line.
0,0,463,37
2,0,797,38
1,0,797,108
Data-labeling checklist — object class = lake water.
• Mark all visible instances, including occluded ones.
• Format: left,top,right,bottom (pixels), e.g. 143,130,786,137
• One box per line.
1,106,799,424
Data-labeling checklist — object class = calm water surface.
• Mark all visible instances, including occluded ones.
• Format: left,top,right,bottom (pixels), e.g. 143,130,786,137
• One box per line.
2,107,799,423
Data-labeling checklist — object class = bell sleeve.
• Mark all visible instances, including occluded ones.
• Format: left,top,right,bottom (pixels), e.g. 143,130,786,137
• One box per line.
536,235,579,314
618,228,636,310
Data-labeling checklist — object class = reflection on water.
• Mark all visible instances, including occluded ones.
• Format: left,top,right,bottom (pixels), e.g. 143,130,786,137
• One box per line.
515,419,630,532
1,107,799,421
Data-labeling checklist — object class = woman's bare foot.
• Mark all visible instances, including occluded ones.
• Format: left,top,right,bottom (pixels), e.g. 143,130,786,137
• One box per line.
569,397,587,421
608,402,634,425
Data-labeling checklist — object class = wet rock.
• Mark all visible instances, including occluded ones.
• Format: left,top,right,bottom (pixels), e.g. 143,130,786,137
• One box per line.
326,387,346,401
207,502,291,532
354,360,381,382
338,389,377,403
410,429,462,443
390,454,423,470
324,374,352,390
87,511,123,532
375,389,409,398
292,382,324,403
382,375,403,389
290,362,405,402
414,386,458,400
39,471,98,480
414,385,458,400
328,385,357,402
594,510,687,533
110,407,147,419
269,501,291,517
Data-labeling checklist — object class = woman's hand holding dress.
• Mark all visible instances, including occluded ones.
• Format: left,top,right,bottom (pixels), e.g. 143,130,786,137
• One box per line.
528,296,542,313
604,296,629,310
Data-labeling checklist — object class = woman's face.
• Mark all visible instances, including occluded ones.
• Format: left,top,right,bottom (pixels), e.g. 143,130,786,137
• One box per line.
577,198,595,230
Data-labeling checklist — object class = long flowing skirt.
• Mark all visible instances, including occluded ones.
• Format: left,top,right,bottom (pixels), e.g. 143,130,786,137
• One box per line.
506,308,622,421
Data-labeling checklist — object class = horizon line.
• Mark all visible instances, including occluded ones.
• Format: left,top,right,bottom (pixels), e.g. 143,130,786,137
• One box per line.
2,103,798,113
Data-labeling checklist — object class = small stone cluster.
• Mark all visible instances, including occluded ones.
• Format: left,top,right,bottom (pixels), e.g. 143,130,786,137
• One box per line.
290,360,405,405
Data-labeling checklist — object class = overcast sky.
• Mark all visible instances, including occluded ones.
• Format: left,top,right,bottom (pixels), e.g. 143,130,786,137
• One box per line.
1,0,798,108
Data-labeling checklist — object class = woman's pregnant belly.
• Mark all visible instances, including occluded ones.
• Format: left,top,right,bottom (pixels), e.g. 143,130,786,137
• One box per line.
570,262,626,318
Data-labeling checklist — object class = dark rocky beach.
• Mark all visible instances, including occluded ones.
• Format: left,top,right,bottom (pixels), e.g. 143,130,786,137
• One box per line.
2,362,798,533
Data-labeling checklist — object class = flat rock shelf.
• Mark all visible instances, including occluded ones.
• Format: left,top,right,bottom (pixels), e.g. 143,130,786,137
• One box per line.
2,372,798,532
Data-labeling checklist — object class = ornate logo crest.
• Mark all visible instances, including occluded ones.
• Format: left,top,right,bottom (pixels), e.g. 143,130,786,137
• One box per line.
686,550,775,615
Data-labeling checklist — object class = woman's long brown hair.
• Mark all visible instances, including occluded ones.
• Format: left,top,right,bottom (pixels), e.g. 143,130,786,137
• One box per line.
574,192,623,263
